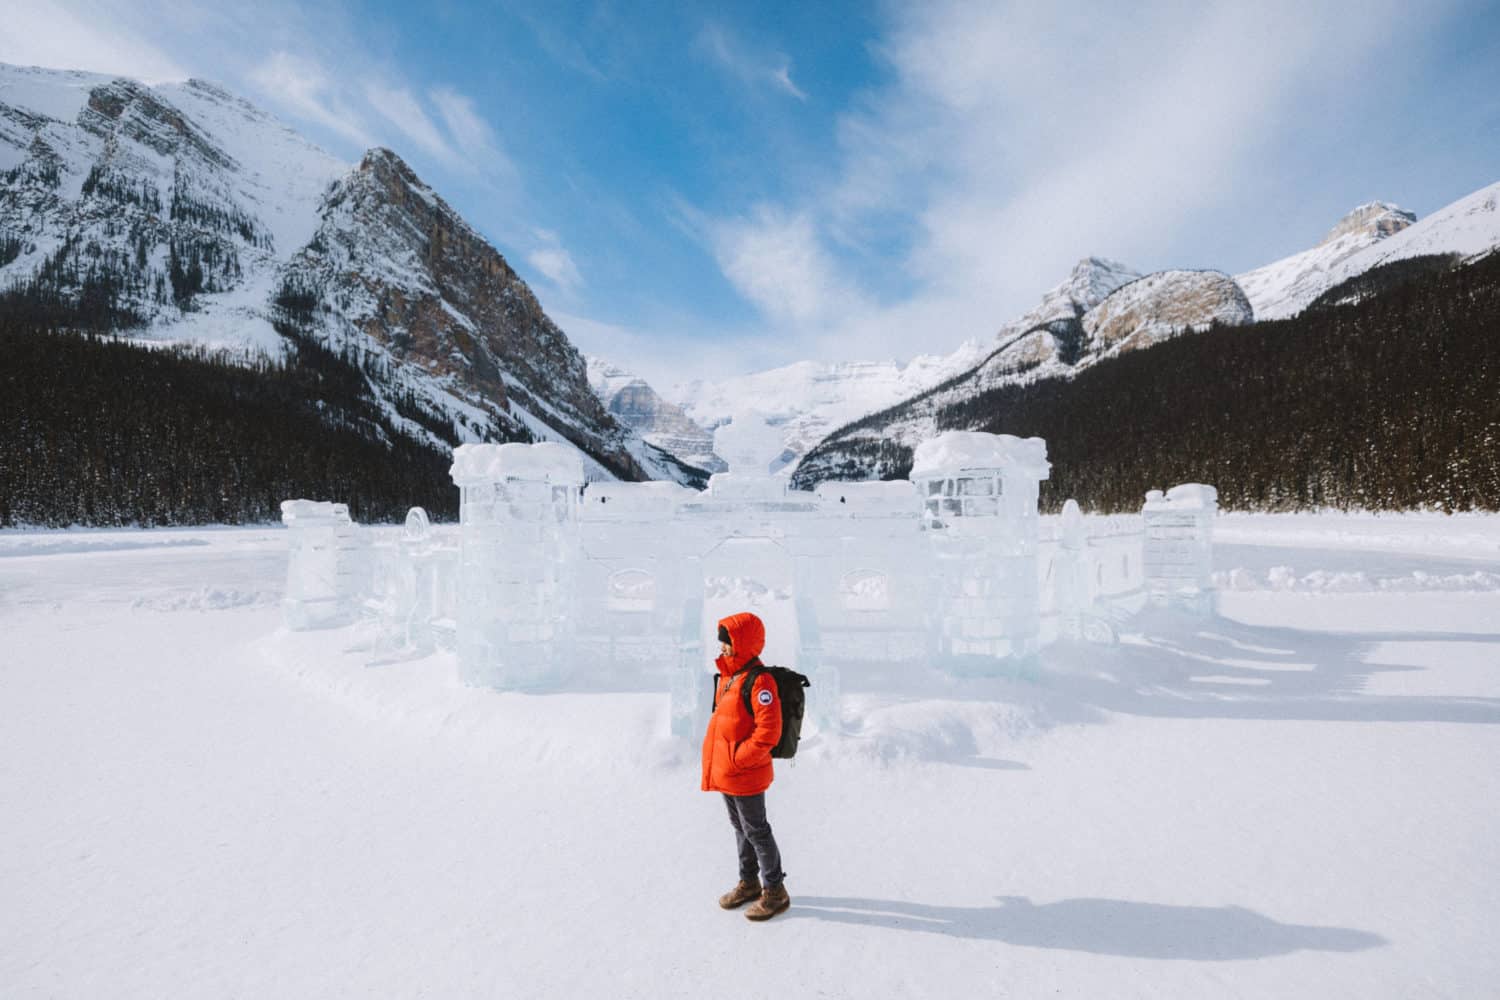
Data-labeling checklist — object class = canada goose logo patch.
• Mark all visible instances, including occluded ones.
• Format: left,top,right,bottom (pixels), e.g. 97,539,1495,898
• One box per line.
758,689,774,706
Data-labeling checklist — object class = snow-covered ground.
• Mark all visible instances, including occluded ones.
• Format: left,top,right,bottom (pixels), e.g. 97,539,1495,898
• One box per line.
2,514,1497,998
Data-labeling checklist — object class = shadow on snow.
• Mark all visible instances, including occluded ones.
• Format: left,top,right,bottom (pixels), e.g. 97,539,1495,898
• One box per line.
788,894,1386,959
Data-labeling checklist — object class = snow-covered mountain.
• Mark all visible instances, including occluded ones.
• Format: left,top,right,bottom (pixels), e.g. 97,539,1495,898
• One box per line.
789,260,1255,484
666,346,992,473
584,256,1228,476
791,181,1500,486
0,63,697,486
1236,187,1500,321
1236,202,1416,320
1321,181,1500,285
642,257,1143,474
1081,270,1252,353
586,357,721,472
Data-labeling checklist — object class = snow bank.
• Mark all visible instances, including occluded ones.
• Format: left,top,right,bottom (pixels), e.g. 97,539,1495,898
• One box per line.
1216,566,1500,593
134,586,278,611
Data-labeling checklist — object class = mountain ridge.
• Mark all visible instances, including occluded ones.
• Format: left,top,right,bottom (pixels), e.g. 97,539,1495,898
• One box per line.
0,62,700,491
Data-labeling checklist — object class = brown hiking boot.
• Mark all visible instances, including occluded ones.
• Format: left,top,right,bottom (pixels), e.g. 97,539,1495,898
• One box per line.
744,883,790,921
718,879,761,910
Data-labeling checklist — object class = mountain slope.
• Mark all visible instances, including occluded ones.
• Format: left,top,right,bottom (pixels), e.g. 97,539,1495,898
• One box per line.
790,262,1253,484
792,181,1500,490
645,258,1143,475
587,357,722,472
1236,202,1415,320
0,62,698,493
801,251,1500,511
1326,181,1500,283
666,345,992,474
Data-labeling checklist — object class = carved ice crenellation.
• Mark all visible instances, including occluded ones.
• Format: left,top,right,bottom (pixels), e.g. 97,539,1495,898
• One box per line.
279,416,1218,734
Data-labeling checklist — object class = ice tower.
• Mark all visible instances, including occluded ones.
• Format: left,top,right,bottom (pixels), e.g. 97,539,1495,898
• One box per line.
450,442,585,688
910,432,1051,664
280,499,363,629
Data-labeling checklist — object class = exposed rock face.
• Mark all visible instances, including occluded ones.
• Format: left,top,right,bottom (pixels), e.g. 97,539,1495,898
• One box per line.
0,71,291,328
978,257,1141,374
587,358,722,472
286,150,621,458
0,64,697,485
1082,270,1253,353
1237,202,1416,320
1019,256,1142,326
1321,201,1416,245
792,265,1253,487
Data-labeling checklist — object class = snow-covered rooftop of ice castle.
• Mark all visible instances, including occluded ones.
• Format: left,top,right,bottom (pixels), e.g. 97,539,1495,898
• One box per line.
909,431,1050,480
450,440,585,486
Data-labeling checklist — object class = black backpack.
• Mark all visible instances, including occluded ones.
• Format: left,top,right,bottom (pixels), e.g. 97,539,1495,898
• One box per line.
728,661,811,760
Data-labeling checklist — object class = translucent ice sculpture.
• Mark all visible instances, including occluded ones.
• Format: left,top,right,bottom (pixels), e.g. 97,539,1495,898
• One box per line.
280,499,362,629
1143,483,1218,613
451,442,585,688
250,422,1226,726
365,506,459,661
910,432,1051,666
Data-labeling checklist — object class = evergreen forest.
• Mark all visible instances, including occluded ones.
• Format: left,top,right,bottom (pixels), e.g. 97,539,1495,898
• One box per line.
0,321,475,527
794,252,1500,512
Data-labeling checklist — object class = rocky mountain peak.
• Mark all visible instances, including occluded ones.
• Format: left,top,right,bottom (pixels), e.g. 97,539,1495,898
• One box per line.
1320,202,1415,246
0,62,700,486
586,357,722,472
1067,256,1142,311
1082,269,1252,354
81,77,234,171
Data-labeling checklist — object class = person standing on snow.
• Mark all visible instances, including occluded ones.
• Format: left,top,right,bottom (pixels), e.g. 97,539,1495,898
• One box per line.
701,611,790,921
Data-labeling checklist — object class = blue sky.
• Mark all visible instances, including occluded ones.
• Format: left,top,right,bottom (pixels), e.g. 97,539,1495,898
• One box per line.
5,1,1499,387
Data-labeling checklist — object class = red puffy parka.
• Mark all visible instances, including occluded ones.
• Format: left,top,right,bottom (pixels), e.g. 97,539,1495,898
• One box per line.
700,612,781,796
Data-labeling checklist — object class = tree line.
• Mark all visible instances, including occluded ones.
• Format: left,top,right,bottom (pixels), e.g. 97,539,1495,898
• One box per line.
795,252,1500,512
0,321,469,527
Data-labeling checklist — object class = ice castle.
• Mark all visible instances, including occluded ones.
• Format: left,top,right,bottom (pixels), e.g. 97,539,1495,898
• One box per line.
281,415,1217,735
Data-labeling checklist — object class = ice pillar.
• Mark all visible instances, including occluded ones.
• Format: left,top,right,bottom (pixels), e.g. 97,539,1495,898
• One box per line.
280,499,363,630
450,442,585,689
911,432,1051,670
1053,498,1091,639
1143,483,1217,614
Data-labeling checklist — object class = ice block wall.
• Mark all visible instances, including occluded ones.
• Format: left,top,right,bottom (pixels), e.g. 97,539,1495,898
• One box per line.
266,420,1220,709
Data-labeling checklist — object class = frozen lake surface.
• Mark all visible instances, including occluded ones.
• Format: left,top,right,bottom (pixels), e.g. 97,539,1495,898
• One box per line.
2,513,1497,998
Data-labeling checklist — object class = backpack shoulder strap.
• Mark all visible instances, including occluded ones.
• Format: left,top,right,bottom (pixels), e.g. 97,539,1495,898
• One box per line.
740,658,766,714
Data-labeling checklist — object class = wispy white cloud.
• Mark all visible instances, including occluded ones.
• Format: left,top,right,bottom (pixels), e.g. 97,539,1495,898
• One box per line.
697,22,808,101
250,54,517,189
698,0,1447,366
0,0,188,83
526,228,583,295
248,51,374,150
709,204,865,328
548,306,763,393
429,85,519,184
363,81,456,163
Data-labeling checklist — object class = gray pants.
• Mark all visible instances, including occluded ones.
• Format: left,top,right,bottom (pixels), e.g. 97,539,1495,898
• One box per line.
723,792,784,887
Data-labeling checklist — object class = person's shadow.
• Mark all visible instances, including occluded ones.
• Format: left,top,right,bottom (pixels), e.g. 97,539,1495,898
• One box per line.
789,895,1385,960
